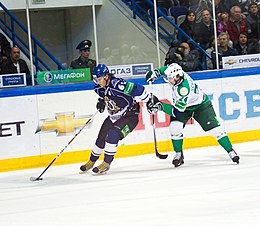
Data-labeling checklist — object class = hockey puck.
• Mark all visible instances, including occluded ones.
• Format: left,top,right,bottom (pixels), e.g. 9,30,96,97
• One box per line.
30,176,43,181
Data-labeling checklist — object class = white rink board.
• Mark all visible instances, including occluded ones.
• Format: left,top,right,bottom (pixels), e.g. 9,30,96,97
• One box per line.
0,96,40,159
36,90,102,155
151,75,260,138
0,74,259,160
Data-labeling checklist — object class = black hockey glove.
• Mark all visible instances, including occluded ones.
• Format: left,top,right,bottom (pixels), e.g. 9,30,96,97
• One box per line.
96,98,106,113
146,95,163,114
145,69,160,83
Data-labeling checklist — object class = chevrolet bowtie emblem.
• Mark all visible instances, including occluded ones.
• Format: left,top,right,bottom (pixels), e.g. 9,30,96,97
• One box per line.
36,112,93,136
225,59,236,65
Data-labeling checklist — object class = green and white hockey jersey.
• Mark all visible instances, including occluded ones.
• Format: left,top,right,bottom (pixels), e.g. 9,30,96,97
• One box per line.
157,66,209,113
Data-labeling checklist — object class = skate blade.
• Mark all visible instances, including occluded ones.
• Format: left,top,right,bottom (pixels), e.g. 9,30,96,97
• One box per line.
173,160,184,168
92,171,108,176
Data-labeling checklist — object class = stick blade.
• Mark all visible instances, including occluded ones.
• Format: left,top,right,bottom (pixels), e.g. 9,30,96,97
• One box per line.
156,152,168,159
30,176,43,182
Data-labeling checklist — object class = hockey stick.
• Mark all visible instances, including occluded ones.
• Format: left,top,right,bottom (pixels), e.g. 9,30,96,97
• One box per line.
30,110,99,181
149,82,168,159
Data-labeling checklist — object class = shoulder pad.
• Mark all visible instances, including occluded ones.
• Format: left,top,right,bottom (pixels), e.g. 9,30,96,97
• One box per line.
177,78,190,97
111,77,126,91
116,78,127,91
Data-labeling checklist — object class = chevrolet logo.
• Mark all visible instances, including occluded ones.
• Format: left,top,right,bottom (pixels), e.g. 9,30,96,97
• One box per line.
36,112,93,136
224,59,236,65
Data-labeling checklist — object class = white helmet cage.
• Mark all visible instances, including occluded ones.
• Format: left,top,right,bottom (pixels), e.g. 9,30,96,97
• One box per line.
164,63,184,82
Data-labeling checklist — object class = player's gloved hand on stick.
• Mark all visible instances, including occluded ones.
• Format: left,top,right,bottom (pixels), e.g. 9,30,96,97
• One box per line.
96,98,106,113
145,69,160,82
146,95,163,114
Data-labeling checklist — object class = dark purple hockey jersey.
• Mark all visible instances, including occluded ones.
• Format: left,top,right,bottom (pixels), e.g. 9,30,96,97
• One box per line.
94,77,149,122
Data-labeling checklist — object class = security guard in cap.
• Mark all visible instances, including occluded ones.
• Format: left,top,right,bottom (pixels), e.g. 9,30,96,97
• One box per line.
70,40,96,76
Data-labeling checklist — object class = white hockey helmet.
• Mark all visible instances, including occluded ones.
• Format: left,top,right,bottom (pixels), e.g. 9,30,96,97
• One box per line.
164,63,184,82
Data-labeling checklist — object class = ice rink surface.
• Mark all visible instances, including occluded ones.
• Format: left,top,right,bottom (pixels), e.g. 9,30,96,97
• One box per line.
1,140,260,226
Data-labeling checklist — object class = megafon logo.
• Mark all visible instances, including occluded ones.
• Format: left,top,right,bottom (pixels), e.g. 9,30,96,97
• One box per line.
44,72,53,83
224,59,237,65
36,112,93,136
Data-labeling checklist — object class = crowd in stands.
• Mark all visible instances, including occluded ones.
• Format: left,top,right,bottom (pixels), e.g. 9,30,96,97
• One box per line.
173,0,258,70
1,0,259,88
130,0,260,71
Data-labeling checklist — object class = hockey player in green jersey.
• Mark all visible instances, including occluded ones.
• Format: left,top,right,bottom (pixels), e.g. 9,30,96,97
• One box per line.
145,63,240,167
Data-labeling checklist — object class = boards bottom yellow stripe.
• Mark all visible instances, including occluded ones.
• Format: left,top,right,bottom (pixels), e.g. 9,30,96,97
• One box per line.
1,129,259,172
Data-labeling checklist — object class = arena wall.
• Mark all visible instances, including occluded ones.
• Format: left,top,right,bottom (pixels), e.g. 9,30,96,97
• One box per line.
0,67,259,171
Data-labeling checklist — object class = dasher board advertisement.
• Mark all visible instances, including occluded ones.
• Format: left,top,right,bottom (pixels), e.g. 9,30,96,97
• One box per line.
0,95,40,159
36,68,92,85
223,53,260,69
108,63,153,78
0,73,26,88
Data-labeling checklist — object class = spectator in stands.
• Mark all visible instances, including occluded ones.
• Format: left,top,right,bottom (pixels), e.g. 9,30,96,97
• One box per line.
246,2,260,40
0,46,32,85
178,10,197,42
70,40,96,74
240,0,259,14
214,0,240,16
164,41,200,71
193,0,212,22
0,33,11,67
211,32,238,69
227,6,248,45
217,11,229,34
217,12,234,47
233,31,259,54
194,9,214,50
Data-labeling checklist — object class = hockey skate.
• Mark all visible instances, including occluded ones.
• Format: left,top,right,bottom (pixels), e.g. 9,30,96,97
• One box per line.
229,149,240,164
92,161,110,175
79,160,95,173
172,151,184,167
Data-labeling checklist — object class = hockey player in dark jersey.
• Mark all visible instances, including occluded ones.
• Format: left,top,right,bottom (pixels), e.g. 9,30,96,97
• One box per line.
80,64,150,174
